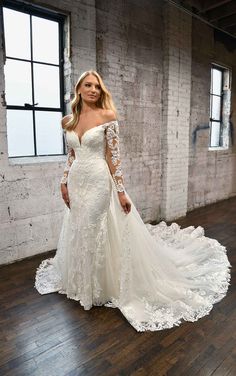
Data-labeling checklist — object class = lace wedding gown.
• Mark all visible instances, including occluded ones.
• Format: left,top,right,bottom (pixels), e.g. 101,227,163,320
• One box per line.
35,120,231,332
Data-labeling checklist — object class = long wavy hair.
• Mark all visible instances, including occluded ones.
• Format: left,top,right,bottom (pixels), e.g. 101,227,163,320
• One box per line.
62,70,118,131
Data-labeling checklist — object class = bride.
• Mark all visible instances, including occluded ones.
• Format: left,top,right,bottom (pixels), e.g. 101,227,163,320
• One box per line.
35,70,231,332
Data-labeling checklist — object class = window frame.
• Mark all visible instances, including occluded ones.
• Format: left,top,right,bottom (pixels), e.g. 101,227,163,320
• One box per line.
208,63,231,151
1,0,66,158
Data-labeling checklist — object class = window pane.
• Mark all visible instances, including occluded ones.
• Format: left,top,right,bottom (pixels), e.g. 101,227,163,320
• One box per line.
32,16,59,64
4,59,32,106
3,8,30,60
7,110,34,157
212,68,222,95
35,111,63,155
33,64,60,108
210,122,220,147
211,95,221,121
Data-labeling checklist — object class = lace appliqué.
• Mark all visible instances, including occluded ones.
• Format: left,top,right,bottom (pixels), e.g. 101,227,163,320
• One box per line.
60,132,75,184
105,219,231,332
105,121,125,192
34,258,62,294
35,120,231,332
92,211,109,303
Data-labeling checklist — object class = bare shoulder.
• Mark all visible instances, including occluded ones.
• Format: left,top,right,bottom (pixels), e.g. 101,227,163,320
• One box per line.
100,109,117,123
61,114,72,129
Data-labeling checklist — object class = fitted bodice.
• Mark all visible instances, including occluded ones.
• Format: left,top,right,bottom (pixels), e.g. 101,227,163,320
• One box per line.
65,123,107,161
62,120,125,192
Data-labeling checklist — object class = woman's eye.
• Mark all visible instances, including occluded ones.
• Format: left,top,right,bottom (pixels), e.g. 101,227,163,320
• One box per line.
84,83,100,89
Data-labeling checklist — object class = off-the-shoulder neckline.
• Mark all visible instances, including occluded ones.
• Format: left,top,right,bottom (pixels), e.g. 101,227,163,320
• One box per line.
65,119,118,145
64,119,118,132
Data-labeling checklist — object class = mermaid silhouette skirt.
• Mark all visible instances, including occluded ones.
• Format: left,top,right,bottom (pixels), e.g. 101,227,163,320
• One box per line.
35,123,231,332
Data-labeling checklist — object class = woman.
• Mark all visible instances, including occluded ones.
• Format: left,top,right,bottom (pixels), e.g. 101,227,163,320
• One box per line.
35,70,231,332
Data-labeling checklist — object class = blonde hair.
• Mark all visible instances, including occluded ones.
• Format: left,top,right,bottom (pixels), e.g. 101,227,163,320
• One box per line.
62,70,118,131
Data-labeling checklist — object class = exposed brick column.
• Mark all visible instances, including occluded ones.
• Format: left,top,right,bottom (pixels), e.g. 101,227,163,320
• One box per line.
161,3,192,221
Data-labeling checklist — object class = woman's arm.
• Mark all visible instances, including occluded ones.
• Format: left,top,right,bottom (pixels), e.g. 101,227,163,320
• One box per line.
60,115,75,185
60,142,75,185
60,116,75,208
105,120,125,193
105,119,131,214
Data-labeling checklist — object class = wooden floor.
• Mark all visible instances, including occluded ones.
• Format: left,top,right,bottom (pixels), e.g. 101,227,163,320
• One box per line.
0,197,235,376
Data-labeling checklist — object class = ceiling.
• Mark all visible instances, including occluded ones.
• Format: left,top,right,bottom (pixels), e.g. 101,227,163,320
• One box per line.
170,0,236,38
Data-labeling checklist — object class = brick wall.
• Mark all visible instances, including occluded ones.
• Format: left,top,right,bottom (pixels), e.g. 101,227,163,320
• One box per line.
0,0,164,264
0,0,97,264
96,0,163,220
188,18,236,210
161,3,192,221
0,0,235,265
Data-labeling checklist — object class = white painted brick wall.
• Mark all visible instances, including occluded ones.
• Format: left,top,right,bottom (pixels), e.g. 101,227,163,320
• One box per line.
0,0,97,265
161,3,192,221
0,0,236,265
96,0,163,220
188,18,236,210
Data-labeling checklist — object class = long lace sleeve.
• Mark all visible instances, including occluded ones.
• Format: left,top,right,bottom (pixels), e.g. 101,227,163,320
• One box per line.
105,120,125,193
60,132,75,185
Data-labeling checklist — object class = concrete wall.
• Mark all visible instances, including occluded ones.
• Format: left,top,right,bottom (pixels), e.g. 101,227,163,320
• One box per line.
0,0,235,265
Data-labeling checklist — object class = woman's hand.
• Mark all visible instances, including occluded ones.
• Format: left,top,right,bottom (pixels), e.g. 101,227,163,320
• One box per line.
61,183,70,209
118,192,131,214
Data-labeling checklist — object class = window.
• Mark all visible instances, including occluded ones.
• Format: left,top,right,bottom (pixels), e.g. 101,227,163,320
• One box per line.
209,64,231,149
2,0,65,158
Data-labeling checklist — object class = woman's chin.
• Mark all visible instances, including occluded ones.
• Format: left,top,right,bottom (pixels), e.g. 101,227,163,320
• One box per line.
84,97,98,103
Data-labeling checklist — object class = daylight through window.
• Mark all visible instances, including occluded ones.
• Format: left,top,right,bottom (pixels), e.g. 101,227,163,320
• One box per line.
2,1,65,157
209,64,231,149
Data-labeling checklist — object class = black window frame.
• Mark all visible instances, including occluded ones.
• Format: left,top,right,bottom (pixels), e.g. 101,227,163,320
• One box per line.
209,64,224,148
1,0,66,158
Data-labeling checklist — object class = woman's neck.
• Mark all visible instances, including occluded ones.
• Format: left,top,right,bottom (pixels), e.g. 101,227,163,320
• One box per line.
80,101,99,114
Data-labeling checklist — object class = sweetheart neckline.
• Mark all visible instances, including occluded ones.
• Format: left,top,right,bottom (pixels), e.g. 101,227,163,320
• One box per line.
69,120,117,146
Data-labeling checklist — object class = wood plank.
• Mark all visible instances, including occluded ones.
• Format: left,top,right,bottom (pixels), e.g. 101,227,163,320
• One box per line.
0,196,235,376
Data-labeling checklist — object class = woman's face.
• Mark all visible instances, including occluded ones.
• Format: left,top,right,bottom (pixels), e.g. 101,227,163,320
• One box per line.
79,74,102,104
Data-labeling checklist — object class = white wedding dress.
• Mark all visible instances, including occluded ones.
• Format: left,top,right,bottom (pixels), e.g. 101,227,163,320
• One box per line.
35,120,231,332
